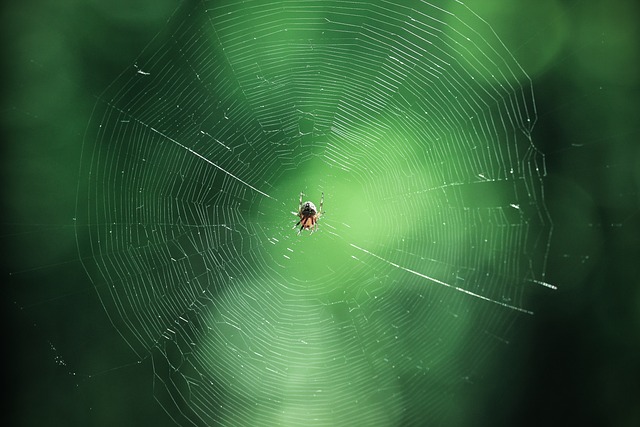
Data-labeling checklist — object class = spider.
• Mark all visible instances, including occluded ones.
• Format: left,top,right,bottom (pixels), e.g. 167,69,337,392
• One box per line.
292,192,323,234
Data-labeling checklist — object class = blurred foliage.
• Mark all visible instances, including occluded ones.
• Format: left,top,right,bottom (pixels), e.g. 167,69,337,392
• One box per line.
2,0,639,426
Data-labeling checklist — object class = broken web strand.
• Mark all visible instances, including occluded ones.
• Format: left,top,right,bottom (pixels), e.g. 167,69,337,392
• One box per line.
76,1,553,425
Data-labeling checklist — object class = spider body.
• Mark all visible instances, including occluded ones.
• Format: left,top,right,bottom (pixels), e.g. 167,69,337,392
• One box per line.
292,192,323,234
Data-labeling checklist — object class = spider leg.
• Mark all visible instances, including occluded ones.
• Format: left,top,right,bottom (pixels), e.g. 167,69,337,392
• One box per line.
299,192,303,212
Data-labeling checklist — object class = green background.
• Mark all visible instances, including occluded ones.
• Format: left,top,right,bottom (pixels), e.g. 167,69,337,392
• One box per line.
3,0,639,426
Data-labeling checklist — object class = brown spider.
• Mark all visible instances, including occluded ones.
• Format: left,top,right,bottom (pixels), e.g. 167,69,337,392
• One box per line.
292,192,323,234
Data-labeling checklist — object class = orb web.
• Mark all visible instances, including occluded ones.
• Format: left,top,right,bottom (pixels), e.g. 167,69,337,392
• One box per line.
76,1,552,425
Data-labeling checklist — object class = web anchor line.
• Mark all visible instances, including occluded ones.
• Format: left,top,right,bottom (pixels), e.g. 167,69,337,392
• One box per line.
529,279,558,290
350,244,535,315
148,126,276,201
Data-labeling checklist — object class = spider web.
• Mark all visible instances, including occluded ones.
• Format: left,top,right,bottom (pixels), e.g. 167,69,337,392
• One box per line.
76,1,553,425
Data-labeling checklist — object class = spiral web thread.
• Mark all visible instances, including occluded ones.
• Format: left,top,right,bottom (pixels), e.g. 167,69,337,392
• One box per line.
76,1,553,425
